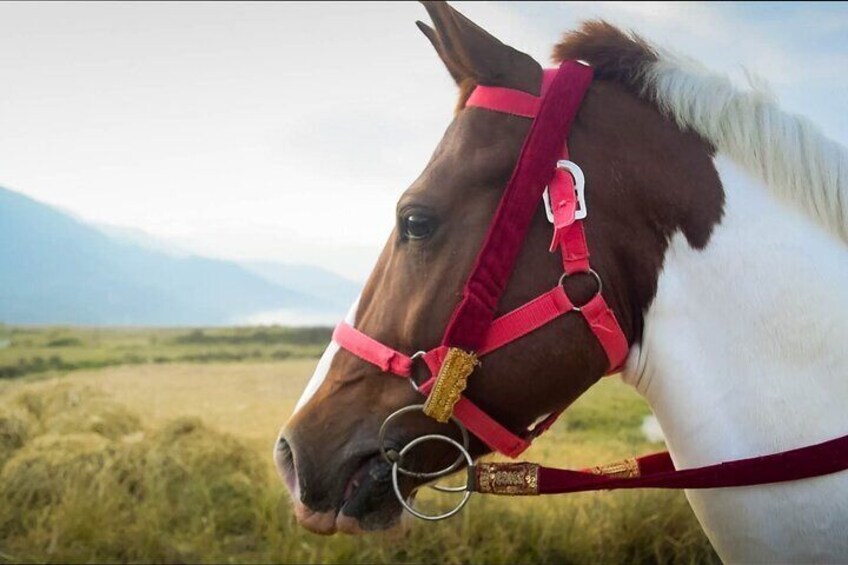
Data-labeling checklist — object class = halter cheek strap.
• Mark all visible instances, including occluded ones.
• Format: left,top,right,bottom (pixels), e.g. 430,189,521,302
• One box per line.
332,62,629,458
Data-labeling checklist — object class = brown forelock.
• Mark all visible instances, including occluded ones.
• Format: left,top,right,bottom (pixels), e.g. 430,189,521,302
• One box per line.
282,9,724,527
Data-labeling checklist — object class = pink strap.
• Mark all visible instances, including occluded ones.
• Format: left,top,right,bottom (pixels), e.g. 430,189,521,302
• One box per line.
558,223,591,274
419,376,531,457
546,146,577,250
454,397,531,457
466,69,562,119
479,285,574,355
466,86,541,118
332,323,412,377
546,145,591,274
419,347,534,457
481,278,626,371
579,294,629,372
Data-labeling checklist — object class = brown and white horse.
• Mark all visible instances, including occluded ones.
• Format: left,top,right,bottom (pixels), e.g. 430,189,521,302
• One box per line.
276,3,848,561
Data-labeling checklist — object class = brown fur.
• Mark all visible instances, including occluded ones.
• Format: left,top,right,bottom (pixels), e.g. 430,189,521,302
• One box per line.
455,77,476,113
552,20,658,92
278,1,724,534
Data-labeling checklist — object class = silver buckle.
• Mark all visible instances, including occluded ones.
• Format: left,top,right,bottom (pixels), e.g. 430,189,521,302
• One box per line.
542,160,586,224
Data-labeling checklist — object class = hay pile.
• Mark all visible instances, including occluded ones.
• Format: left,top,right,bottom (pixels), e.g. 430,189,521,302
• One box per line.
0,383,271,563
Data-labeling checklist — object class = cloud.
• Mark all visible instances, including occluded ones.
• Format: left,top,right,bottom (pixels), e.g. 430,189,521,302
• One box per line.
0,2,845,282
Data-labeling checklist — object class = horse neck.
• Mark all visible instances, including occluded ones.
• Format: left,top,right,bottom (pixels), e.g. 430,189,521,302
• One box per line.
622,154,848,467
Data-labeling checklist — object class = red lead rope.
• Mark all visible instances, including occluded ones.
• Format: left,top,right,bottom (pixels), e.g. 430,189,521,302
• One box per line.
472,433,848,495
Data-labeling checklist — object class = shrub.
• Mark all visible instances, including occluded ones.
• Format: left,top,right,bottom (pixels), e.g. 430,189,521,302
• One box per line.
46,337,84,348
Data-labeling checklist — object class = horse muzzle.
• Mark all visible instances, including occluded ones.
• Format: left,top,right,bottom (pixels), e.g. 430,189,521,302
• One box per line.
274,432,405,534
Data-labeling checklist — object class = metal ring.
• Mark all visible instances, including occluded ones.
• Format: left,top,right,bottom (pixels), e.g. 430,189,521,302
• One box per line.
429,482,468,493
391,434,473,521
378,404,470,479
558,268,603,312
408,351,426,393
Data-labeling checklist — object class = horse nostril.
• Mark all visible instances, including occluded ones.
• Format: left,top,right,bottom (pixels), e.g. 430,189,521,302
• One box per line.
276,436,293,466
274,435,297,495
276,435,290,453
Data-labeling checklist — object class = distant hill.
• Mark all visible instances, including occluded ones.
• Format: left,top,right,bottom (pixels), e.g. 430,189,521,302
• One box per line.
0,186,347,326
93,222,192,258
239,261,360,311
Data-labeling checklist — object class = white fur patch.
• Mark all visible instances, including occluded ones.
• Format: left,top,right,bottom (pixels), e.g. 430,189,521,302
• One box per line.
291,295,360,416
623,155,848,562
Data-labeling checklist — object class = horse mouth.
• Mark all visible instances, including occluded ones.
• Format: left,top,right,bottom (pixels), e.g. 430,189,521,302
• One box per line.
335,453,403,534
275,436,405,535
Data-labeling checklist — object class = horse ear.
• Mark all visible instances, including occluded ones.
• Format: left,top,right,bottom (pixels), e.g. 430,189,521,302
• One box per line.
417,1,541,94
416,20,467,85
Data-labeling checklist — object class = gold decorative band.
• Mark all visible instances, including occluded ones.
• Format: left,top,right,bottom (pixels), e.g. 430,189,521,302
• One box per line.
588,457,640,479
423,347,479,423
474,462,540,496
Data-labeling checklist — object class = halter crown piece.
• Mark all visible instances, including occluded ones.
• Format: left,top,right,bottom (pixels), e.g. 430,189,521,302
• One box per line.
332,62,848,519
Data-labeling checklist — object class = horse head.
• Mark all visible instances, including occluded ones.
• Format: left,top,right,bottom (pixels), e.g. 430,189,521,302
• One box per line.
276,1,723,535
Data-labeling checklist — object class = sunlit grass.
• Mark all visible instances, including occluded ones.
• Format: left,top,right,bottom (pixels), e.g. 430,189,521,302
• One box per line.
0,333,719,564
0,325,329,380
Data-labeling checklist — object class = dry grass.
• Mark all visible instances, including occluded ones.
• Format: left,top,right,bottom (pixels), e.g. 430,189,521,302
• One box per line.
0,360,718,564
66,360,316,457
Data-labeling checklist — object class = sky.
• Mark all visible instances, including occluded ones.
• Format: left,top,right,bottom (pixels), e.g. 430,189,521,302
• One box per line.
1,1,846,281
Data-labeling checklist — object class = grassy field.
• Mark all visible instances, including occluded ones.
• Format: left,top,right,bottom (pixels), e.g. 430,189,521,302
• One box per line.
0,325,330,380
0,327,718,564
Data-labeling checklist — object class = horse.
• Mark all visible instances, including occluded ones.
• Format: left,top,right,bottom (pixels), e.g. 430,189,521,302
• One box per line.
275,2,848,561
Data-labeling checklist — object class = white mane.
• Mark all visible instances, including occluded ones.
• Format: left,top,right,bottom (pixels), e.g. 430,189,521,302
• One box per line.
641,48,848,244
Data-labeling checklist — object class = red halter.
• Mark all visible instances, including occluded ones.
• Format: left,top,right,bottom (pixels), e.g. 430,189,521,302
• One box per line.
333,61,848,499
333,61,627,457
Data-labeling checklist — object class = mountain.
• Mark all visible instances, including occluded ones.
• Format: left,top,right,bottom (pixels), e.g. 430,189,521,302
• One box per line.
0,186,341,326
239,261,361,311
93,222,191,258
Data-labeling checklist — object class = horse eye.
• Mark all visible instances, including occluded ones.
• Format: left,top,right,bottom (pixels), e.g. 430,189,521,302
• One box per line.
403,214,434,241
